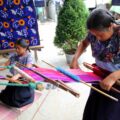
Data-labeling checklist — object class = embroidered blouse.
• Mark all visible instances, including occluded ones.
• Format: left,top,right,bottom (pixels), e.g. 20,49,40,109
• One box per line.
86,28,120,64
9,52,34,75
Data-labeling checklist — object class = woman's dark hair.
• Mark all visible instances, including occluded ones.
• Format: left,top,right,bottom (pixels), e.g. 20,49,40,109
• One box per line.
15,39,30,52
87,8,115,31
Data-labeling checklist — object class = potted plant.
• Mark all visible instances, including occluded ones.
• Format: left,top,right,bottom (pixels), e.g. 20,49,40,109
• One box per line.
62,39,78,64
54,0,89,64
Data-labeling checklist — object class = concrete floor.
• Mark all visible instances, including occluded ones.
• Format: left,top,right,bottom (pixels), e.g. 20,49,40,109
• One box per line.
32,20,95,120
0,20,95,120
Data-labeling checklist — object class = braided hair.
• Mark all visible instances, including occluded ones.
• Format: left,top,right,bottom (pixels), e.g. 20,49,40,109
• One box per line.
15,39,30,52
86,8,120,31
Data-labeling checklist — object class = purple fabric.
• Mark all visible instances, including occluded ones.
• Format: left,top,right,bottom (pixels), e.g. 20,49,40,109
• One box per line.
0,76,5,79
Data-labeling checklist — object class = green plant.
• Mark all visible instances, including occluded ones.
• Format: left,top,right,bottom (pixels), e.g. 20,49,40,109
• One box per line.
62,39,78,54
54,0,89,54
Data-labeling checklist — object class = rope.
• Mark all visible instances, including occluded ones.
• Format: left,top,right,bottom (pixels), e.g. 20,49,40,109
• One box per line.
0,82,42,89
0,65,14,69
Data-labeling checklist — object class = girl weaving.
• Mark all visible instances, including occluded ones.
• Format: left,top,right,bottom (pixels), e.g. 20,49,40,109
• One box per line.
0,39,34,107
70,8,120,120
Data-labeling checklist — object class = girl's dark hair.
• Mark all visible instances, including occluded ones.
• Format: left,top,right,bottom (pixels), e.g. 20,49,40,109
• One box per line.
15,39,30,52
87,8,116,31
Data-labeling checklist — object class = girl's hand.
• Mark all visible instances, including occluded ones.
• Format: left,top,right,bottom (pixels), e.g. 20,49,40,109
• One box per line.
6,78,21,84
100,71,118,91
11,74,21,81
6,74,22,83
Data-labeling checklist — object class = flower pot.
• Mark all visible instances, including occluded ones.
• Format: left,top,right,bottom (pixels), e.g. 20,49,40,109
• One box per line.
65,53,74,64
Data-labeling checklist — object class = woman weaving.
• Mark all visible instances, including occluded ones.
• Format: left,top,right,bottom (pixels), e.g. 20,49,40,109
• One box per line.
70,8,120,120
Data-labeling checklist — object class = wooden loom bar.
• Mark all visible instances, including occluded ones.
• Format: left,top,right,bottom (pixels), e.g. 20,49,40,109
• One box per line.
13,66,35,82
41,60,118,102
83,62,120,94
32,64,79,93
0,45,44,54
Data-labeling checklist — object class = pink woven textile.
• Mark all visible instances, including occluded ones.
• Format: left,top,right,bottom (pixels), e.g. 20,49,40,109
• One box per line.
23,67,101,83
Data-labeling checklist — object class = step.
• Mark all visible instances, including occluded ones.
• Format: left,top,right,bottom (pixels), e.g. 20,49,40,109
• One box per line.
0,90,50,120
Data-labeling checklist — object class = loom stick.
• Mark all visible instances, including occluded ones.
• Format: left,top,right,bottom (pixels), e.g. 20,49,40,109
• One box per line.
0,82,29,87
0,74,44,90
83,62,109,78
56,80,77,92
13,66,35,82
111,87,120,94
16,62,80,97
0,65,35,82
41,60,118,102
83,62,120,94
0,81,42,89
46,78,79,97
6,77,22,84
0,75,21,84
83,62,120,85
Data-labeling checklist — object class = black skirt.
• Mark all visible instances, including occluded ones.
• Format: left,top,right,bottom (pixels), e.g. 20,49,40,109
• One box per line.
83,84,120,120
0,85,34,108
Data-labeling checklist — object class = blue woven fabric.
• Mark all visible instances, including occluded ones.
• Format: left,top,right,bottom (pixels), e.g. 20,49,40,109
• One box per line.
0,0,40,50
34,0,45,7
112,0,120,5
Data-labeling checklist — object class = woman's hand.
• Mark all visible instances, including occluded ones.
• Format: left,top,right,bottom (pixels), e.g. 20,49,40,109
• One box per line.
70,59,80,69
70,39,89,69
100,71,119,91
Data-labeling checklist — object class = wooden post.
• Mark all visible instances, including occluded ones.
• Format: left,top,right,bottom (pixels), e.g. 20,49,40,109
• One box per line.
0,45,44,62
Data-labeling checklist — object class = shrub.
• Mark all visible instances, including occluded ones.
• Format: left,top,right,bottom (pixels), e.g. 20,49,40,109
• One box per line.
54,0,89,54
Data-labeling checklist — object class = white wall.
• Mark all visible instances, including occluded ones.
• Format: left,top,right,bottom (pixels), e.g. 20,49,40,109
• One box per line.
84,0,111,8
